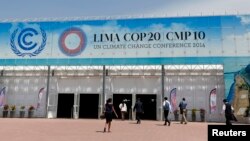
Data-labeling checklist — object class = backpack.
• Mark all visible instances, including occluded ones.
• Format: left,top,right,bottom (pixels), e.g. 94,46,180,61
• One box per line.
179,101,187,109
164,101,170,110
225,103,232,115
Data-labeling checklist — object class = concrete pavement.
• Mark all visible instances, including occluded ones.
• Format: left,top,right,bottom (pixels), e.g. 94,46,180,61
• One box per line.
0,118,231,141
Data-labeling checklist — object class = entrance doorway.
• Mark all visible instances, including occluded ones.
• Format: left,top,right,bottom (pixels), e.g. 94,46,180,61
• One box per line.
57,93,74,118
113,94,132,120
136,94,157,120
79,94,99,118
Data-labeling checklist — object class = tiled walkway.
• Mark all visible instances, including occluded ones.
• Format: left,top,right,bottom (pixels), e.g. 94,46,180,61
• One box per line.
0,118,231,141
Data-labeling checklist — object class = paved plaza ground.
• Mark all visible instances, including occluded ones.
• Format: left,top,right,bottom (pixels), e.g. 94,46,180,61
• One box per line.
0,118,246,141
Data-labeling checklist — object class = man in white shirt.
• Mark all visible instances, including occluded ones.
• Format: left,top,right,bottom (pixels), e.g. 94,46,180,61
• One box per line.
119,100,127,120
221,99,237,125
163,97,172,126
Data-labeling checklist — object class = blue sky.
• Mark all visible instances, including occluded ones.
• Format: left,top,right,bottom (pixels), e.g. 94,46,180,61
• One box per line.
0,0,249,20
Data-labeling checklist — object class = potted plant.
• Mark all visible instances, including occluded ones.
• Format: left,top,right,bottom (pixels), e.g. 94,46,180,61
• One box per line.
191,108,197,121
28,105,35,118
239,83,249,90
19,106,25,118
2,104,9,118
245,106,250,117
200,108,206,122
173,110,179,121
10,105,16,118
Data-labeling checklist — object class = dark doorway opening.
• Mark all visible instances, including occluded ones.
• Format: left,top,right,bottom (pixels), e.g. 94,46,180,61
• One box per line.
113,94,132,120
57,93,74,118
79,94,99,118
136,94,157,120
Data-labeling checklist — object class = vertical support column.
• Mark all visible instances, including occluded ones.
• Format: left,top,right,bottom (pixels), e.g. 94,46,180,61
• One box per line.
45,66,51,118
73,93,79,119
160,65,165,121
132,93,136,120
101,65,106,114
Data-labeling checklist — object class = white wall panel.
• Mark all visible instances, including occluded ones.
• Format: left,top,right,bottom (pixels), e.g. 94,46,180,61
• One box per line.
57,77,102,94
165,75,224,121
1,76,47,117
111,76,161,94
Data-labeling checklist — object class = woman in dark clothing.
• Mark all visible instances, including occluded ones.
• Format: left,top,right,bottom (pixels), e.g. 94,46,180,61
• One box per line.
104,98,118,132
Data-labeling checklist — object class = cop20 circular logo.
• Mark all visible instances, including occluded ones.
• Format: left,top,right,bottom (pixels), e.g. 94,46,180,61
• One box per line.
10,27,47,57
59,27,86,56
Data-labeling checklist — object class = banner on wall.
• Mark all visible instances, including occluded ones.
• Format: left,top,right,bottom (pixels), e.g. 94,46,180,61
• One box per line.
169,88,177,112
0,15,249,66
209,88,217,114
0,87,6,107
37,87,45,109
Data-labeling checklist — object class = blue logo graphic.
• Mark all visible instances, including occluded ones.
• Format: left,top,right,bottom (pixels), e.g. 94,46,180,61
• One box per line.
10,27,47,57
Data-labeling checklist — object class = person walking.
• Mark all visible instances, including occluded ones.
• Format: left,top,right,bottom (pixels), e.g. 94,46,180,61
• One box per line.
119,100,127,120
221,99,237,125
103,98,118,133
179,97,187,124
133,98,143,124
163,97,172,126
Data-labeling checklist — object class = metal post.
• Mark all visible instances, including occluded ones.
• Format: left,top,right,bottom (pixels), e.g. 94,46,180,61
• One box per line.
45,66,51,118
73,93,79,119
102,65,106,112
161,65,165,101
161,65,165,121
132,94,136,120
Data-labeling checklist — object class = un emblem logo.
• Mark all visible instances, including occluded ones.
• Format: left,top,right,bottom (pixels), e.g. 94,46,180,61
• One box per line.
10,27,47,57
59,27,86,56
